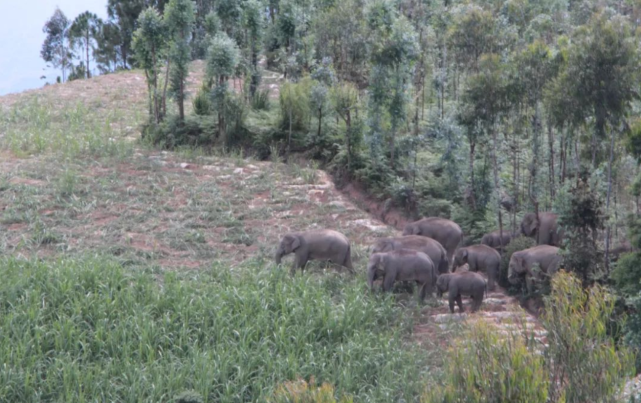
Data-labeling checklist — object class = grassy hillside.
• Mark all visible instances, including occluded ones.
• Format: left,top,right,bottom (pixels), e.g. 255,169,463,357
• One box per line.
0,65,447,402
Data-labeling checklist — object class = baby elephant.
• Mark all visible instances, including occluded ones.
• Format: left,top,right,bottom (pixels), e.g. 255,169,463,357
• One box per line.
367,249,437,302
275,229,354,274
453,245,501,291
436,271,487,313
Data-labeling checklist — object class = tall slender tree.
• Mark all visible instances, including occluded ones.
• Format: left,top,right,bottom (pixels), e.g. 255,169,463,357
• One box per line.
164,0,195,121
69,12,103,79
41,7,72,83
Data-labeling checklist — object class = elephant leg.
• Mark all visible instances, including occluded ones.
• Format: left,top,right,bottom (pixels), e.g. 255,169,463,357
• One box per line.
456,294,464,313
418,282,428,302
382,272,396,292
471,295,481,312
448,296,456,313
343,250,355,274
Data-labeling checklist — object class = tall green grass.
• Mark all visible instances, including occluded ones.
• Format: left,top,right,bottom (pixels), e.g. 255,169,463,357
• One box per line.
0,257,427,402
0,97,135,158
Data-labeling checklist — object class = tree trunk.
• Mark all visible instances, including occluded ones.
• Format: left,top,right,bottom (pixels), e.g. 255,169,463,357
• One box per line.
346,110,352,172
490,123,504,250
162,58,171,122
86,33,90,79
604,125,618,272
469,140,477,209
548,120,555,200
317,108,322,139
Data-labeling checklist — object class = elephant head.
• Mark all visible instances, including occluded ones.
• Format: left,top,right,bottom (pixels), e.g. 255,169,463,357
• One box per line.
275,234,301,264
521,213,538,237
402,223,419,236
452,248,469,271
435,274,450,297
507,253,526,284
367,253,387,290
371,239,393,254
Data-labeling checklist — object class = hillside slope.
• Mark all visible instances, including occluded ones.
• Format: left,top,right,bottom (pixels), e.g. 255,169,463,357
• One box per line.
0,65,562,399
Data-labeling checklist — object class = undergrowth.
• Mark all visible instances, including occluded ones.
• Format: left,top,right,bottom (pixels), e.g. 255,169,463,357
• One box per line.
0,96,135,158
0,257,428,402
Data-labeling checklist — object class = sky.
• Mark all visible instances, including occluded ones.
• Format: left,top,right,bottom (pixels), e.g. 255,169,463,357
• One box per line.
0,0,108,96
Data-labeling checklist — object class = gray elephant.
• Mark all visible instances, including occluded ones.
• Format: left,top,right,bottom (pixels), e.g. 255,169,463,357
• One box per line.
452,244,501,291
481,229,515,251
521,212,564,246
508,245,562,290
367,249,437,302
436,271,486,313
275,229,354,274
371,235,449,274
402,217,463,266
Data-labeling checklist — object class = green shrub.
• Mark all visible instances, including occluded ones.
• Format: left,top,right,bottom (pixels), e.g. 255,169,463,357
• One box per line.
279,78,312,132
252,89,271,111
422,321,549,403
192,86,212,116
0,257,426,402
543,272,634,402
499,235,536,290
611,252,641,296
425,272,634,403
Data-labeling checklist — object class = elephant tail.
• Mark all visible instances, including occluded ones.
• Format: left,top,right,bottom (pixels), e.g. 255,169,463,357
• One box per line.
344,245,355,273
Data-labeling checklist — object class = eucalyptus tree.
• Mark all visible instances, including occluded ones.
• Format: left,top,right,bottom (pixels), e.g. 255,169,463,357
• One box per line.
331,81,361,172
561,13,639,268
515,40,555,208
69,12,103,79
41,7,73,83
132,7,168,124
243,0,264,97
463,54,510,248
164,0,195,121
207,33,241,140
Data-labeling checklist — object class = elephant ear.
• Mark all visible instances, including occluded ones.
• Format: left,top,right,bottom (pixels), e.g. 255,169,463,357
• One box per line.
289,235,301,251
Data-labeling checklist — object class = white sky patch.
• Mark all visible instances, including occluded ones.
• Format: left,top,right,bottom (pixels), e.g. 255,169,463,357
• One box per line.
0,0,108,95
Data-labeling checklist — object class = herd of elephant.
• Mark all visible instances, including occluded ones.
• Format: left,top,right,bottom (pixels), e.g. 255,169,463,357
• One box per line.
275,212,565,314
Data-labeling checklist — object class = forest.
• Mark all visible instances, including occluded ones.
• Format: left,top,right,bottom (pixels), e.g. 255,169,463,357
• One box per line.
26,0,641,400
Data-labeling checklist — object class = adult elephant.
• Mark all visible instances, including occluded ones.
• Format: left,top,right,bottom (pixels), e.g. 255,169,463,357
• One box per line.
371,235,449,274
403,217,463,266
453,244,501,290
275,229,354,274
481,229,515,252
367,249,437,302
520,212,564,246
508,245,563,291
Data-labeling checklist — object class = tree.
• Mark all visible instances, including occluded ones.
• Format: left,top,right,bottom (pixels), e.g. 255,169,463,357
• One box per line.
107,0,168,69
243,0,264,97
207,33,240,140
95,21,124,72
562,13,639,268
69,12,103,79
331,82,360,173
448,5,497,72
164,0,195,121
463,54,509,249
132,7,168,125
41,7,72,83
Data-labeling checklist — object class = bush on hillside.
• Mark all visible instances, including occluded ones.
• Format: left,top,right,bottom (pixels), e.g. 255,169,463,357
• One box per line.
422,321,549,403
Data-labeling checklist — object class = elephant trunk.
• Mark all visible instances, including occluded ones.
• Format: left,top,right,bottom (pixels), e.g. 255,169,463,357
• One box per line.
275,249,284,265
367,264,377,291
